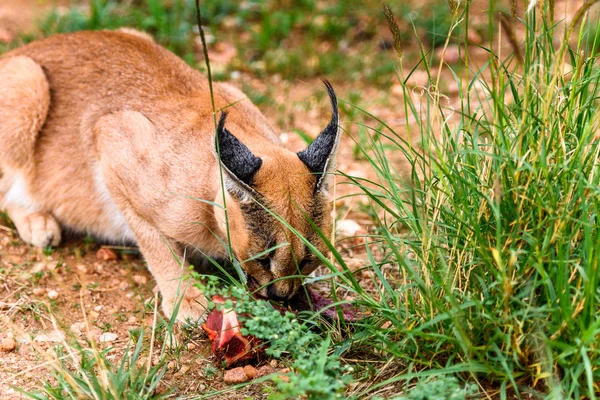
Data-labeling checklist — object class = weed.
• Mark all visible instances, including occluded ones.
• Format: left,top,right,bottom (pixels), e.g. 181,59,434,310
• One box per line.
22,329,170,399
196,277,352,399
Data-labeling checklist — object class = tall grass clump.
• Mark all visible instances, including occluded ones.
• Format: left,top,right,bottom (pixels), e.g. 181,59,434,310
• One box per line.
342,0,600,397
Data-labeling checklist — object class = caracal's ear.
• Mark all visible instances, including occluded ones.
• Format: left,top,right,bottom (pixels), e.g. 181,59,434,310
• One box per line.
214,112,262,200
297,80,340,194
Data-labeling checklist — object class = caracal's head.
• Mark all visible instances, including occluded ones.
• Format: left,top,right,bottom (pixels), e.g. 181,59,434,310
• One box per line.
212,82,340,301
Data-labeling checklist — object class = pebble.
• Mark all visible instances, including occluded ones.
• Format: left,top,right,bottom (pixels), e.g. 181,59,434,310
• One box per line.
255,365,275,378
76,264,88,274
0,337,16,352
179,365,190,375
223,367,250,384
99,332,118,342
70,322,86,336
96,248,118,261
32,287,45,296
119,281,130,291
0,27,14,44
132,274,147,285
336,219,363,238
47,290,59,300
243,365,258,379
34,331,64,343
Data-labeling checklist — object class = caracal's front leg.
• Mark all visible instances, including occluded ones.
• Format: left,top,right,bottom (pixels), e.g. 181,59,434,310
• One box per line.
132,218,208,323
94,110,208,323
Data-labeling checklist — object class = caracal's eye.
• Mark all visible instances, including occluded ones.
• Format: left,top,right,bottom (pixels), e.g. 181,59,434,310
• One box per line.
256,250,275,270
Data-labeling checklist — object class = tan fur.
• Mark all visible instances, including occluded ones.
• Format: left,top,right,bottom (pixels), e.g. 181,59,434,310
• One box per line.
0,31,335,322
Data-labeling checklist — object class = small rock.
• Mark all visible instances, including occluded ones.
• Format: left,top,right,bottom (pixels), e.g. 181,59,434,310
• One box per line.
18,344,30,356
47,290,59,300
243,365,258,379
34,331,64,343
16,335,31,344
70,322,86,336
32,287,45,296
132,274,147,285
223,367,250,384
179,365,190,375
127,316,137,324
167,361,176,370
96,248,118,261
0,27,14,44
89,310,100,320
119,281,130,291
99,332,118,342
255,365,275,378
186,342,196,350
136,356,147,368
0,337,16,352
76,264,88,274
269,359,278,369
94,263,104,274
336,219,363,238
94,305,103,312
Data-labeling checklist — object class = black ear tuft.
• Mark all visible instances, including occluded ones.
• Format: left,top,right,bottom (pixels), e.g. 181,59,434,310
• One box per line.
297,80,340,191
216,112,262,187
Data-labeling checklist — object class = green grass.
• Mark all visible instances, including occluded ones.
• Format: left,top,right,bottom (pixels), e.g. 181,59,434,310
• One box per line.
1,0,454,86
8,0,600,398
338,0,600,397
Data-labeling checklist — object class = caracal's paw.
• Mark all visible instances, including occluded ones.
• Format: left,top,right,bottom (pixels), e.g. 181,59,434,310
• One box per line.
161,285,208,325
17,212,62,248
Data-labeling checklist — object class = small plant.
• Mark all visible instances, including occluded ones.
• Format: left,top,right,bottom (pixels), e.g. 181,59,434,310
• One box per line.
196,276,352,399
383,376,477,400
22,329,169,399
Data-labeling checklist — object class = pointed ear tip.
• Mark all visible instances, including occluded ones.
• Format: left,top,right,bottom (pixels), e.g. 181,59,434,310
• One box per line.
322,79,336,96
217,111,229,132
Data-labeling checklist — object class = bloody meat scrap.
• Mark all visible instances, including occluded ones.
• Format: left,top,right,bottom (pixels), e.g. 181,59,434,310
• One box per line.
201,296,262,366
202,287,359,366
